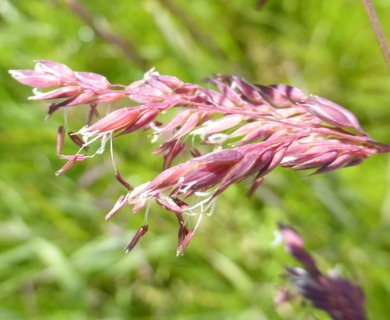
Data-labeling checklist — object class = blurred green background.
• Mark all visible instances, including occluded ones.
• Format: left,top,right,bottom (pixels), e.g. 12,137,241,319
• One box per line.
1,0,390,319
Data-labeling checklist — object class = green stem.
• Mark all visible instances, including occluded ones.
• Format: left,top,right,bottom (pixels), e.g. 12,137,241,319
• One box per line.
362,0,390,71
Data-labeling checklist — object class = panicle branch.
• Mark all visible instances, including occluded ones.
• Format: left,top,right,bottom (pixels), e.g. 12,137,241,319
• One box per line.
10,60,390,253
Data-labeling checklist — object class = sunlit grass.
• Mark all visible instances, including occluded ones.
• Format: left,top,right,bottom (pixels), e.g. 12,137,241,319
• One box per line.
1,0,389,319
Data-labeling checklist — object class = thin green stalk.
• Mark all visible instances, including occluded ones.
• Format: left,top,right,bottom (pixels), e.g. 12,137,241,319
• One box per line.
362,0,390,71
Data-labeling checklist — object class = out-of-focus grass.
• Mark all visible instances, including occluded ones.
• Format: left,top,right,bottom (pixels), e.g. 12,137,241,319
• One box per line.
1,0,389,319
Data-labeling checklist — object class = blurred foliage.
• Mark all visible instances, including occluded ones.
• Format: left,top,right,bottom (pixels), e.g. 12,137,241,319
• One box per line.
1,0,390,319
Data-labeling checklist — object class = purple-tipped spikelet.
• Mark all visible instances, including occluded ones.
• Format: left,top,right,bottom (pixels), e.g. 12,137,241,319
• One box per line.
277,224,366,320
10,61,390,254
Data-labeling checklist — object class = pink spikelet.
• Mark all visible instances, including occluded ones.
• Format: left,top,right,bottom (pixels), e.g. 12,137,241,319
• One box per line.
10,61,390,253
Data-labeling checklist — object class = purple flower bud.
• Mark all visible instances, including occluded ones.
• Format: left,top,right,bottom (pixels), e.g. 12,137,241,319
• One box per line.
125,225,149,253
56,154,87,176
56,126,65,155
169,112,205,142
315,152,365,174
154,141,186,170
115,171,133,191
177,229,195,256
156,196,188,214
196,114,245,136
117,108,160,136
279,224,367,320
75,72,110,90
268,84,309,102
291,150,340,170
68,132,88,150
229,122,278,145
155,75,184,89
88,91,127,104
105,195,128,220
202,89,238,109
9,70,63,88
146,77,173,95
35,60,76,82
299,96,365,134
230,76,268,104
80,107,144,135
128,85,167,103
205,77,243,105
29,86,82,100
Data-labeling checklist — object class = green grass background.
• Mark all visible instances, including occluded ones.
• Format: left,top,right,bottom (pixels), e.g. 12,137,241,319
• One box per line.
1,0,390,319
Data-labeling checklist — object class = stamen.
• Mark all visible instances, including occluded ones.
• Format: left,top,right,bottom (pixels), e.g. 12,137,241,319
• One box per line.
109,133,117,172
183,193,213,216
149,121,162,134
194,212,203,230
177,179,198,194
